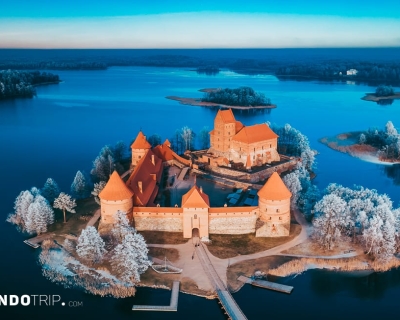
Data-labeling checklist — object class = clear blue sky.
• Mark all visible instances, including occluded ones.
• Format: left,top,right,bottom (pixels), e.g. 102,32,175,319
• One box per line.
1,0,400,48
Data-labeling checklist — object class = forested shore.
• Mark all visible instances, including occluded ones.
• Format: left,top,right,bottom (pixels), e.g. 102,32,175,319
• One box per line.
0,70,60,100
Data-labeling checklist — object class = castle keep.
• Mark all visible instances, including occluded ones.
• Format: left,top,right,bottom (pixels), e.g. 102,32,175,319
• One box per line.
208,109,280,168
99,110,292,238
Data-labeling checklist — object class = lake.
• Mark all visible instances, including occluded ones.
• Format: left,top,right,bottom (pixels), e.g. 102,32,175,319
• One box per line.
1,66,400,319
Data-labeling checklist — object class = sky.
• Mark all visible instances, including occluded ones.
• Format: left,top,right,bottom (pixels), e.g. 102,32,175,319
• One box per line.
1,0,400,48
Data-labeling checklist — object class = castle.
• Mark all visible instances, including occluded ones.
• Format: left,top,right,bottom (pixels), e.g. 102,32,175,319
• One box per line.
99,110,292,238
207,109,280,168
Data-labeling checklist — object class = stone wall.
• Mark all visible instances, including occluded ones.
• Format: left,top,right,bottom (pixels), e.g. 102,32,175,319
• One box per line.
209,216,258,234
207,157,297,183
134,217,183,232
256,221,290,237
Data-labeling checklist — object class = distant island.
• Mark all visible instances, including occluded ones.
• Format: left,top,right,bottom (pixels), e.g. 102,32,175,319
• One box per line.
0,70,60,100
167,86,276,110
320,121,400,164
362,85,400,103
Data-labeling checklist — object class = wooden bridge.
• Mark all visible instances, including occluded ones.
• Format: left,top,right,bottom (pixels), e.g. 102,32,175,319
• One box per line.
196,243,247,320
132,281,180,312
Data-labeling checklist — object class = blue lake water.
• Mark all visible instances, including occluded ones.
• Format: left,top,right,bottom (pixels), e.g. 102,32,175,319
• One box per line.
1,66,400,319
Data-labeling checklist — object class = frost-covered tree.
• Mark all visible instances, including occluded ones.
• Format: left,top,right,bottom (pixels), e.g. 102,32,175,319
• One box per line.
91,145,115,182
123,232,149,273
147,134,162,148
71,170,90,199
198,126,210,149
113,140,126,162
76,226,106,264
313,194,348,250
25,195,54,235
53,192,76,223
269,123,315,169
91,181,106,205
111,210,134,243
41,178,60,203
181,126,195,151
30,187,41,197
283,172,302,208
359,133,366,145
6,190,34,230
111,233,150,283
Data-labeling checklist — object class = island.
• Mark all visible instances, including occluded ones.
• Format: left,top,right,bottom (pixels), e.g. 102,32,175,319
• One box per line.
320,120,400,164
362,85,400,103
167,86,276,110
7,109,400,318
0,70,60,100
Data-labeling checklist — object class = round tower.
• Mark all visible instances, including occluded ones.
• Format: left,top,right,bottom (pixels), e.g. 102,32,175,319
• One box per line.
131,131,151,167
256,172,292,237
99,171,134,224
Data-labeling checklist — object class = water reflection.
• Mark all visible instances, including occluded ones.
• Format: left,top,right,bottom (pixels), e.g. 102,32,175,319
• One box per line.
383,164,400,185
377,99,394,106
309,269,400,299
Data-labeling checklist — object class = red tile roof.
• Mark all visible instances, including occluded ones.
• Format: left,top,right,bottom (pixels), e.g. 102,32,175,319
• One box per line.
181,185,210,208
131,131,151,149
126,149,163,206
99,171,134,201
257,172,292,201
233,123,278,144
217,109,236,123
235,121,244,132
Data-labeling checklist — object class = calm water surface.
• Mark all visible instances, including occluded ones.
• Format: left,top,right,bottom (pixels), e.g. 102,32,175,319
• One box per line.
1,67,400,319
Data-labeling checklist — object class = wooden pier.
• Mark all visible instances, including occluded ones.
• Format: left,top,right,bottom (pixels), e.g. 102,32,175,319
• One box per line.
238,276,293,294
132,281,180,312
24,233,55,248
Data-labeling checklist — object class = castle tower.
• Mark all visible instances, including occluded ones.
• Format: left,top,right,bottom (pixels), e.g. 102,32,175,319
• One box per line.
181,185,210,238
99,171,134,224
209,109,238,155
256,172,292,237
131,131,151,167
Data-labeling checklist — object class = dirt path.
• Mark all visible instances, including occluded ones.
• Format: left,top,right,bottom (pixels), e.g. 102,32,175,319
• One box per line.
229,209,311,265
148,209,312,290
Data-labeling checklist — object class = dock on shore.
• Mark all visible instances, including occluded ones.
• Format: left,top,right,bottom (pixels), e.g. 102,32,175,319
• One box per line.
24,233,55,248
238,275,293,294
132,281,180,312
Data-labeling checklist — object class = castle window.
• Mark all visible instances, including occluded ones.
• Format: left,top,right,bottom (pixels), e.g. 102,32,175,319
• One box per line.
269,217,272,220
266,208,268,212
279,217,282,220
276,209,280,213
240,147,241,151
253,155,255,159
228,132,230,135
254,148,255,152
262,146,264,150
138,155,141,159
194,214,197,219
270,144,272,148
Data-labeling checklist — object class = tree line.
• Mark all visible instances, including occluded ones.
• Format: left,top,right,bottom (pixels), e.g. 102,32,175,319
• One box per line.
359,121,400,161
0,70,59,100
276,61,400,85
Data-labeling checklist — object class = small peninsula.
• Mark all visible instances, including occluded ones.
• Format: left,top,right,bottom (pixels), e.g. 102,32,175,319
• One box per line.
166,86,276,110
320,121,400,164
0,70,60,100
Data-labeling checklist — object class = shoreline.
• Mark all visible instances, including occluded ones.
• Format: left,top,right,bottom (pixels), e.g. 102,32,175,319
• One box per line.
319,132,399,165
361,92,400,102
166,95,276,110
